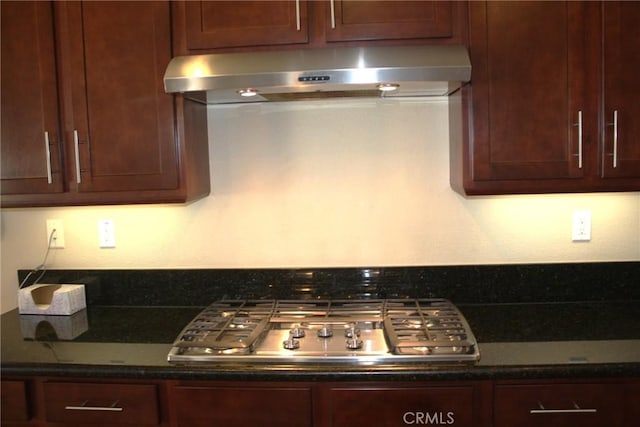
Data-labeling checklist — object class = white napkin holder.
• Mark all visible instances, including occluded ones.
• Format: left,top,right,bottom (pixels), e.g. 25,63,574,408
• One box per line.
18,284,86,315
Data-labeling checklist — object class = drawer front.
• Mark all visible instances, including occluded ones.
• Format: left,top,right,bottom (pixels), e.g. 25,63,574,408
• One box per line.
494,383,625,427
171,386,312,427
329,386,474,427
1,380,30,422
43,382,159,425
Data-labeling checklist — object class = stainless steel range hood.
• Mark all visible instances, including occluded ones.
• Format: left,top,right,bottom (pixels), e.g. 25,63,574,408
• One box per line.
163,45,471,104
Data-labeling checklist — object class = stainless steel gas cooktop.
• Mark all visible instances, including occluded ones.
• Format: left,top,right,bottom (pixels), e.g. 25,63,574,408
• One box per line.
168,299,480,364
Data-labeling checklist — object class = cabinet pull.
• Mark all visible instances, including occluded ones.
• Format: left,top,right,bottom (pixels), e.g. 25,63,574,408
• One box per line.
330,0,336,29
572,110,583,169
608,110,619,168
44,131,53,184
295,0,301,31
530,401,597,414
65,400,123,412
73,129,82,184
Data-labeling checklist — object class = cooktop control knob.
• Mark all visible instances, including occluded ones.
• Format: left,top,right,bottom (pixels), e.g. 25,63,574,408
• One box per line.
282,335,300,350
346,338,364,350
290,327,305,338
317,325,333,338
344,326,360,338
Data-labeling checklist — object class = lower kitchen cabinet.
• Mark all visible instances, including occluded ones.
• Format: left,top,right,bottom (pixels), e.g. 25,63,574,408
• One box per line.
2,376,638,426
323,384,484,427
42,382,160,425
1,381,30,423
168,383,312,427
494,381,626,427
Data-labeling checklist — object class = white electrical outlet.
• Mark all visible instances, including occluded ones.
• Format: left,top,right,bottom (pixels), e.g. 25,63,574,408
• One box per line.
98,219,116,248
45,219,65,248
572,210,592,242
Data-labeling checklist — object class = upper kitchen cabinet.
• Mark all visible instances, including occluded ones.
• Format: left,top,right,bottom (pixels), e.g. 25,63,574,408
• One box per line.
601,2,640,179
173,0,465,54
181,0,309,50
1,1,63,196
450,1,640,195
324,0,455,43
1,1,210,207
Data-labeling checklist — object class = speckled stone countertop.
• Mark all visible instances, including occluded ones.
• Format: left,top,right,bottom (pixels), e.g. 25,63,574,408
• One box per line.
2,262,639,381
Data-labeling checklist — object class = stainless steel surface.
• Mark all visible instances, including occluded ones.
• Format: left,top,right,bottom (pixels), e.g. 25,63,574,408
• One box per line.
163,45,471,104
574,110,583,169
73,130,81,184
613,110,618,168
168,299,480,364
44,131,52,184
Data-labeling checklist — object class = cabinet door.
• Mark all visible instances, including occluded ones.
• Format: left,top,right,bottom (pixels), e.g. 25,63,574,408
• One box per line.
0,380,30,423
170,385,312,427
464,1,597,194
184,1,309,50
0,1,64,195
43,382,160,425
601,1,640,179
328,386,474,427
326,0,454,42
494,383,625,427
57,1,178,193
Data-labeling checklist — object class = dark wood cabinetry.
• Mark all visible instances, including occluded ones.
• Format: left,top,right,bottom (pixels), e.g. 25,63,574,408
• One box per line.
451,1,640,194
325,1,455,43
1,2,63,196
174,0,464,54
1,376,638,427
169,383,312,426
42,382,160,425
1,1,210,207
324,385,480,427
494,382,626,427
1,380,30,423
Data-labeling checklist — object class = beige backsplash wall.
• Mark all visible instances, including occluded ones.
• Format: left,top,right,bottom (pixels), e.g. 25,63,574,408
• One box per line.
2,98,639,313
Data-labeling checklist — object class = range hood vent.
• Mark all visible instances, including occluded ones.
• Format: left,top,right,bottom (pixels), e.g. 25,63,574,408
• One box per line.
163,45,471,105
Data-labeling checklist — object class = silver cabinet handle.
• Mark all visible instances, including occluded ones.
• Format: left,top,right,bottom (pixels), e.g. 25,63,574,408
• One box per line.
330,0,336,29
73,129,82,184
65,400,123,412
573,110,583,169
295,0,301,31
612,110,618,168
44,131,53,184
530,401,597,414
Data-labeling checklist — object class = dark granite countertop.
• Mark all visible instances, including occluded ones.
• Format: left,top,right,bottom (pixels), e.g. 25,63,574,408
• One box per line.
2,301,639,382
3,263,639,381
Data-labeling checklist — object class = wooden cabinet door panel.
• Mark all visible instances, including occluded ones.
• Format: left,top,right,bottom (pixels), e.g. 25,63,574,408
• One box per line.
170,385,312,427
58,1,178,193
1,1,64,195
469,1,593,184
0,380,30,423
328,386,474,427
602,1,640,179
494,383,625,427
185,1,309,50
43,382,160,425
326,1,453,42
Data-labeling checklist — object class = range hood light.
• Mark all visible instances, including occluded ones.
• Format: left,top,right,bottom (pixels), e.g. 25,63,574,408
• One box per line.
377,83,400,92
237,88,259,97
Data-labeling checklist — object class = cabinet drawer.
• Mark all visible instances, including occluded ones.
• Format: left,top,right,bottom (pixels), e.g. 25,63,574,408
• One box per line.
1,380,30,422
494,383,625,427
43,382,159,425
329,386,474,427
170,385,312,427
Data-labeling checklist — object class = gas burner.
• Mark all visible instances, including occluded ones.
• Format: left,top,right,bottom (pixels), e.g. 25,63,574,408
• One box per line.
169,298,479,364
